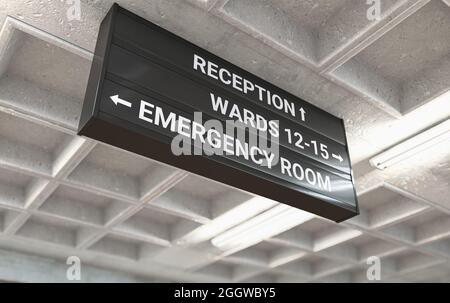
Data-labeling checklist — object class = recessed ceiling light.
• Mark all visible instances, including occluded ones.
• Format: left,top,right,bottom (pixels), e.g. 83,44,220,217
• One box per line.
370,119,450,170
211,204,315,253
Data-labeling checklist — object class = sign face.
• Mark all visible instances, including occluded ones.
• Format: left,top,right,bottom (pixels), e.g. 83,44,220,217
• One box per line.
79,4,358,222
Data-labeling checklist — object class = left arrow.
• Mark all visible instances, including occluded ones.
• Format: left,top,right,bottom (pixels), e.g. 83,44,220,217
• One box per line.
110,95,132,108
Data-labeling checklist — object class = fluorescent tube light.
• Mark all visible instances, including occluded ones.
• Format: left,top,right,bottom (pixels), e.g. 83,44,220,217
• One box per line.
370,119,450,170
174,196,277,246
211,204,314,253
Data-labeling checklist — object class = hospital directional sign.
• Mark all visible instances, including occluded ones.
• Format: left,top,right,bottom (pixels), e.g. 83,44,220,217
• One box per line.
78,4,359,222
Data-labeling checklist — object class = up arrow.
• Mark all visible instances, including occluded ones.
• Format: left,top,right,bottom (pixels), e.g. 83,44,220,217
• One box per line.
299,107,306,122
332,153,343,163
110,95,132,108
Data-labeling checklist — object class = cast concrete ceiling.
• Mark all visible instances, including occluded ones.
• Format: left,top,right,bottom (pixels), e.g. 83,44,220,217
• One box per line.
0,0,449,282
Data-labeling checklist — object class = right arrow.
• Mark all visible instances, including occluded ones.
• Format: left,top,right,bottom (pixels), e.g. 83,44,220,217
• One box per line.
110,95,132,108
332,153,343,163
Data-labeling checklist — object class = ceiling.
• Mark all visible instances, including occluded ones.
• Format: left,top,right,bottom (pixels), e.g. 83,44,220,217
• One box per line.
0,0,449,283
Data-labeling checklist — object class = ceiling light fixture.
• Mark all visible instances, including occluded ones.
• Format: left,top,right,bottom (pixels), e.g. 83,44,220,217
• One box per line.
370,119,450,170
211,204,314,253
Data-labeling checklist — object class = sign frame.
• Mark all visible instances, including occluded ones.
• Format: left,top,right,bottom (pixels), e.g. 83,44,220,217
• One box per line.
79,4,359,222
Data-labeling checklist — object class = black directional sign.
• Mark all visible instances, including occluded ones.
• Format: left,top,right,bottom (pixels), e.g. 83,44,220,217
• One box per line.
79,4,359,222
